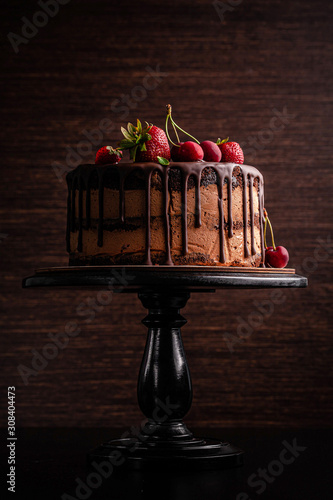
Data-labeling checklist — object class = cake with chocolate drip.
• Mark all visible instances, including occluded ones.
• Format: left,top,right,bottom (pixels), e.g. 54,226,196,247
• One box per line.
66,161,265,266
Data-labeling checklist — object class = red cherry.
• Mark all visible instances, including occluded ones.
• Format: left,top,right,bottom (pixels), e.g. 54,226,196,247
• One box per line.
176,141,204,162
171,142,184,161
200,141,222,162
265,246,289,268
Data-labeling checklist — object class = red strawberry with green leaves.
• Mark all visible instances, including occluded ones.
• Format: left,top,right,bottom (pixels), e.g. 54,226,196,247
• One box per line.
217,138,244,164
95,146,122,165
119,120,171,165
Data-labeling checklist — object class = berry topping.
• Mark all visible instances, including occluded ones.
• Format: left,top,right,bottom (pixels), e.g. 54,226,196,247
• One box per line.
200,140,222,162
176,141,204,162
95,146,122,165
119,120,170,163
264,209,289,268
171,142,184,161
265,246,290,269
165,105,204,162
217,138,244,164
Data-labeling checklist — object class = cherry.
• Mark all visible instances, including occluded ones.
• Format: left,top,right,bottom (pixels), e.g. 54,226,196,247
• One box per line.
200,140,222,162
265,246,289,268
263,208,289,268
165,104,204,162
176,141,204,161
171,142,184,161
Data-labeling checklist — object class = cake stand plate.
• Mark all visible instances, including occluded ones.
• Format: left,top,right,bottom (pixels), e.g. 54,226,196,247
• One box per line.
22,266,307,470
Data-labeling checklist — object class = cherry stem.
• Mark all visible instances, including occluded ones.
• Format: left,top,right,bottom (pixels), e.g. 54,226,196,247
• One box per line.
166,104,200,145
267,217,276,251
263,208,276,251
264,216,268,249
165,114,178,147
172,120,180,144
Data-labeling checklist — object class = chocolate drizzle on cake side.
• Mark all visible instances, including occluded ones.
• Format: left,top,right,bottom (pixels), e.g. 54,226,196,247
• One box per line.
66,161,265,266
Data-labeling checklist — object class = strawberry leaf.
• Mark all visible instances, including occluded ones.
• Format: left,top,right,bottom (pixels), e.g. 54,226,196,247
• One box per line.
119,139,135,149
127,122,136,135
121,127,133,141
119,119,153,160
142,133,152,143
144,121,153,131
136,119,142,133
107,146,122,156
157,156,170,166
217,137,229,145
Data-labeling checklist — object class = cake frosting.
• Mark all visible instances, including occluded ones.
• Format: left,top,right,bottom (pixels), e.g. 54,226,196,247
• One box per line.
66,161,265,267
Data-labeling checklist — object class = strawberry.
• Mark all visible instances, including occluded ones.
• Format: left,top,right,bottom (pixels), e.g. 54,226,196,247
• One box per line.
217,138,244,164
95,146,122,165
119,120,171,163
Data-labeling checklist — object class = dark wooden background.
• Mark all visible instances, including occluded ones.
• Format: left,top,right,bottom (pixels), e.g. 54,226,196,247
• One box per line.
1,0,332,429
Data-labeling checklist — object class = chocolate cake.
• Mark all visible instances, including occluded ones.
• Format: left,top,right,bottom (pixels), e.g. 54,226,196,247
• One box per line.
66,161,265,266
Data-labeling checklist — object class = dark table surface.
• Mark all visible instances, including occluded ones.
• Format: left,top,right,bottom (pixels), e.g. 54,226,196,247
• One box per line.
2,427,332,500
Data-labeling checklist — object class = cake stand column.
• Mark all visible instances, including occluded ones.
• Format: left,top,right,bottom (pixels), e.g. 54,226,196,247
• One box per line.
137,291,193,440
88,288,243,469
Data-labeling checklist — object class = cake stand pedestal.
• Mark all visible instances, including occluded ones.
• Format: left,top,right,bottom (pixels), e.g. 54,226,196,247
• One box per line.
23,266,307,470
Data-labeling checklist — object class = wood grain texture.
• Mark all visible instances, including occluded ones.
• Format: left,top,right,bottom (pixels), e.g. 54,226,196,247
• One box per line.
1,0,332,428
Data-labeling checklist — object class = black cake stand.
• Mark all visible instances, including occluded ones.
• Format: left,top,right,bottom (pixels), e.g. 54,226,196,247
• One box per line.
23,266,307,470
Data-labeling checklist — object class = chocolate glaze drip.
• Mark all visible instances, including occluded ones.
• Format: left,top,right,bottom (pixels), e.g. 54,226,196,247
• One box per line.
249,174,256,255
97,169,104,247
119,173,125,223
78,176,83,252
66,161,265,266
66,177,72,253
242,170,249,258
85,172,91,230
70,178,76,235
182,172,189,255
217,177,225,263
195,175,201,227
163,171,173,265
145,169,153,265
258,178,265,265
227,179,233,238
213,163,233,263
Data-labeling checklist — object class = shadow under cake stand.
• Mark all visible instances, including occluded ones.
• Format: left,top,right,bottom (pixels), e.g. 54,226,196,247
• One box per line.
23,266,307,470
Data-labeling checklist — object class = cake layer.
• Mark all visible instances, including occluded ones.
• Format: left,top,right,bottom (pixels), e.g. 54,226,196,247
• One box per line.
66,162,265,266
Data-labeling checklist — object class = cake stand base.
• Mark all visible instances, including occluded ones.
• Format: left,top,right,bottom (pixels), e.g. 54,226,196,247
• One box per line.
88,437,243,470
23,266,307,472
